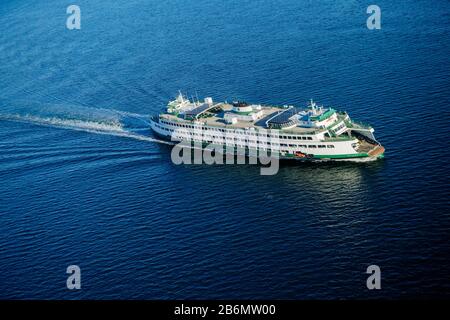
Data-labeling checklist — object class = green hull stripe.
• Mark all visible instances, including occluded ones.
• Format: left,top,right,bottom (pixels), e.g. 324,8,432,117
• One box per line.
312,153,368,159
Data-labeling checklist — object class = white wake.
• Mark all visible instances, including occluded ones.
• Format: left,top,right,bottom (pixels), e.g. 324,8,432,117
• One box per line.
0,102,174,146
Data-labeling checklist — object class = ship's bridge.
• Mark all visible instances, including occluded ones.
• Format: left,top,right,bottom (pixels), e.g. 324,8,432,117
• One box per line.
297,100,338,128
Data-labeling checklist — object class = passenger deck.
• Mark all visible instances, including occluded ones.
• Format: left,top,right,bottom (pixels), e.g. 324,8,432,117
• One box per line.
160,104,321,135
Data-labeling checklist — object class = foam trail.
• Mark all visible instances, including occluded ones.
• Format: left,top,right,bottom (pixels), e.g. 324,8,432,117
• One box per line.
0,101,174,146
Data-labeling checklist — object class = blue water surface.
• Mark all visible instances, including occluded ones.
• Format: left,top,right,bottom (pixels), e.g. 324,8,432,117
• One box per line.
0,0,449,299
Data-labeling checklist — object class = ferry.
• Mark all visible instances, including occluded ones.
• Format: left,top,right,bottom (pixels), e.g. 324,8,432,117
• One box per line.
150,93,385,161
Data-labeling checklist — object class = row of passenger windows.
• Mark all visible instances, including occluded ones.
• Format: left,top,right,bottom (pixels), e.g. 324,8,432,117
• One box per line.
333,123,346,132
279,135,312,140
155,124,335,149
178,139,334,149
159,120,313,140
281,144,334,148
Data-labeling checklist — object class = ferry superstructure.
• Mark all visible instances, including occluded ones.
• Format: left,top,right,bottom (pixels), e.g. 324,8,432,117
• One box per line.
150,93,385,161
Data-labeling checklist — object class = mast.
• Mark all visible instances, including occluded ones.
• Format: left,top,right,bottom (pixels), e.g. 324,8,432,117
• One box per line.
195,91,200,105
178,90,184,104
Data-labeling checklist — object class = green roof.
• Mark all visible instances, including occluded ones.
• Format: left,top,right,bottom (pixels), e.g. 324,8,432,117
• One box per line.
310,108,335,122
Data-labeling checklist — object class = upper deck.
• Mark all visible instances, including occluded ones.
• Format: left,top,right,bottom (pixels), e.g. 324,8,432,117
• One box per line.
160,103,321,135
159,94,375,143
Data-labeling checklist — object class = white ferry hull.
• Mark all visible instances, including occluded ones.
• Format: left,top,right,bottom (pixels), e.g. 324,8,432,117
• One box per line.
149,117,384,162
